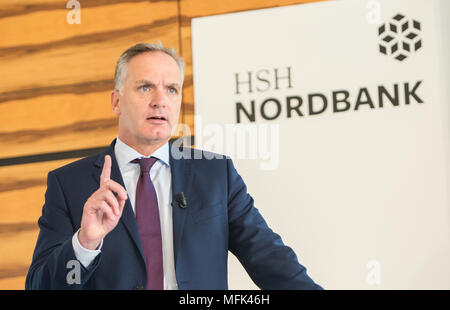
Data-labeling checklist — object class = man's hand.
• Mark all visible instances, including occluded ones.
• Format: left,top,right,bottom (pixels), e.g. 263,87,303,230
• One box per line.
78,155,128,250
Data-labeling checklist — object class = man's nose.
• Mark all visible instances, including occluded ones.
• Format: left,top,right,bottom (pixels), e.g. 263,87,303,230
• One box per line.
150,88,166,108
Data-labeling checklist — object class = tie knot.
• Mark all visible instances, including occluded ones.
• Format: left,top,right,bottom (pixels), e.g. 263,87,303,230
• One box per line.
132,157,158,173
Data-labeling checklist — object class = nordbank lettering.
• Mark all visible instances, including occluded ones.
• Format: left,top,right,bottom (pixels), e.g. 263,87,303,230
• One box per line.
234,68,424,123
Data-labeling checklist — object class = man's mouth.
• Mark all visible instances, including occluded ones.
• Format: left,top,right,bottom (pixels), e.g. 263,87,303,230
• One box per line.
146,115,168,124
147,116,167,121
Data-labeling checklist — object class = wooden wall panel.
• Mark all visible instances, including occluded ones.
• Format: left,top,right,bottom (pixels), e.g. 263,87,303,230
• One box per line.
1,1,178,47
0,159,79,223
0,0,180,158
1,188,47,224
0,276,26,290
0,22,179,92
0,158,81,289
0,92,116,158
0,229,39,288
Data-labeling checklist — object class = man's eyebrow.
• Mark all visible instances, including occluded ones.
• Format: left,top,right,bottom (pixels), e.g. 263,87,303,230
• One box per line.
167,82,181,89
134,80,181,88
135,80,155,85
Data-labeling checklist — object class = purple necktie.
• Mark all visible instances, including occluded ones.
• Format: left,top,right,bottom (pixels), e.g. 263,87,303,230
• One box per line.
132,157,164,290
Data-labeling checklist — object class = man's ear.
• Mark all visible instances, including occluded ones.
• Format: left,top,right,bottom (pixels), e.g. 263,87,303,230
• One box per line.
111,90,121,116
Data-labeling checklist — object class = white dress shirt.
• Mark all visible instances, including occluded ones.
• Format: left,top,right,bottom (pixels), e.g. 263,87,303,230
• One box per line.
72,137,178,290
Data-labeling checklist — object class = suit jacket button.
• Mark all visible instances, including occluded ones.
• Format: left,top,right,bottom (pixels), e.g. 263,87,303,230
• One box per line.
134,285,144,290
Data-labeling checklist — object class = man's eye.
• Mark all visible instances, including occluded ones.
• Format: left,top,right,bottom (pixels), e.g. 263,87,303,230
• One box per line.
140,85,149,92
169,87,177,94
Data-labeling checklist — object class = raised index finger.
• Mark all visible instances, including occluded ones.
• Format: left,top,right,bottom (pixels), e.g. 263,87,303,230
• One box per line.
100,155,111,185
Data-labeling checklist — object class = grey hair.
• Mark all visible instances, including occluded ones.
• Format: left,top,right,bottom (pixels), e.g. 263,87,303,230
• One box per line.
113,42,185,95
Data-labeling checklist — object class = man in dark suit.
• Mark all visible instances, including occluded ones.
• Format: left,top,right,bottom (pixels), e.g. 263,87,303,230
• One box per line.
26,43,322,290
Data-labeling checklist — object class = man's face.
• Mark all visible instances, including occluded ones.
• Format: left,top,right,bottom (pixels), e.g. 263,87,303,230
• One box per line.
112,51,182,148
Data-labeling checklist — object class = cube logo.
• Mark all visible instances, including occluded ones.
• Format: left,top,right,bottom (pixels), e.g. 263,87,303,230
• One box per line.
378,14,422,62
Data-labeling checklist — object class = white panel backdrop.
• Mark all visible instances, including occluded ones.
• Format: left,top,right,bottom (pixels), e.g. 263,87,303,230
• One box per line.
191,0,450,289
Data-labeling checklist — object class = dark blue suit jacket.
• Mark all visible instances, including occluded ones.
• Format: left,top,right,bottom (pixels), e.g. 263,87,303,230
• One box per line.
26,140,322,290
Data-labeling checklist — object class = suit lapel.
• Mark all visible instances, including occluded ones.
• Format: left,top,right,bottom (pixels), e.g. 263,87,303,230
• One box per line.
169,144,194,266
93,140,146,264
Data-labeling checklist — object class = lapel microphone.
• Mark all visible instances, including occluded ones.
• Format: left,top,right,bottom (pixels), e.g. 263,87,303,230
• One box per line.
172,192,187,209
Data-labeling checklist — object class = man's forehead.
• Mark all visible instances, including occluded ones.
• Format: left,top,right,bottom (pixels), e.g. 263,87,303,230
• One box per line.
127,52,181,80
129,52,178,68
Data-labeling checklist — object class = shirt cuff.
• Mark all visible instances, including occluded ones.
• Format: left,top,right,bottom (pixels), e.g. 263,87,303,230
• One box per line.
72,229,103,268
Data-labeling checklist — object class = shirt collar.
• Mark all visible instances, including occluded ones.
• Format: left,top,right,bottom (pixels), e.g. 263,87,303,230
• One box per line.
114,137,170,172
